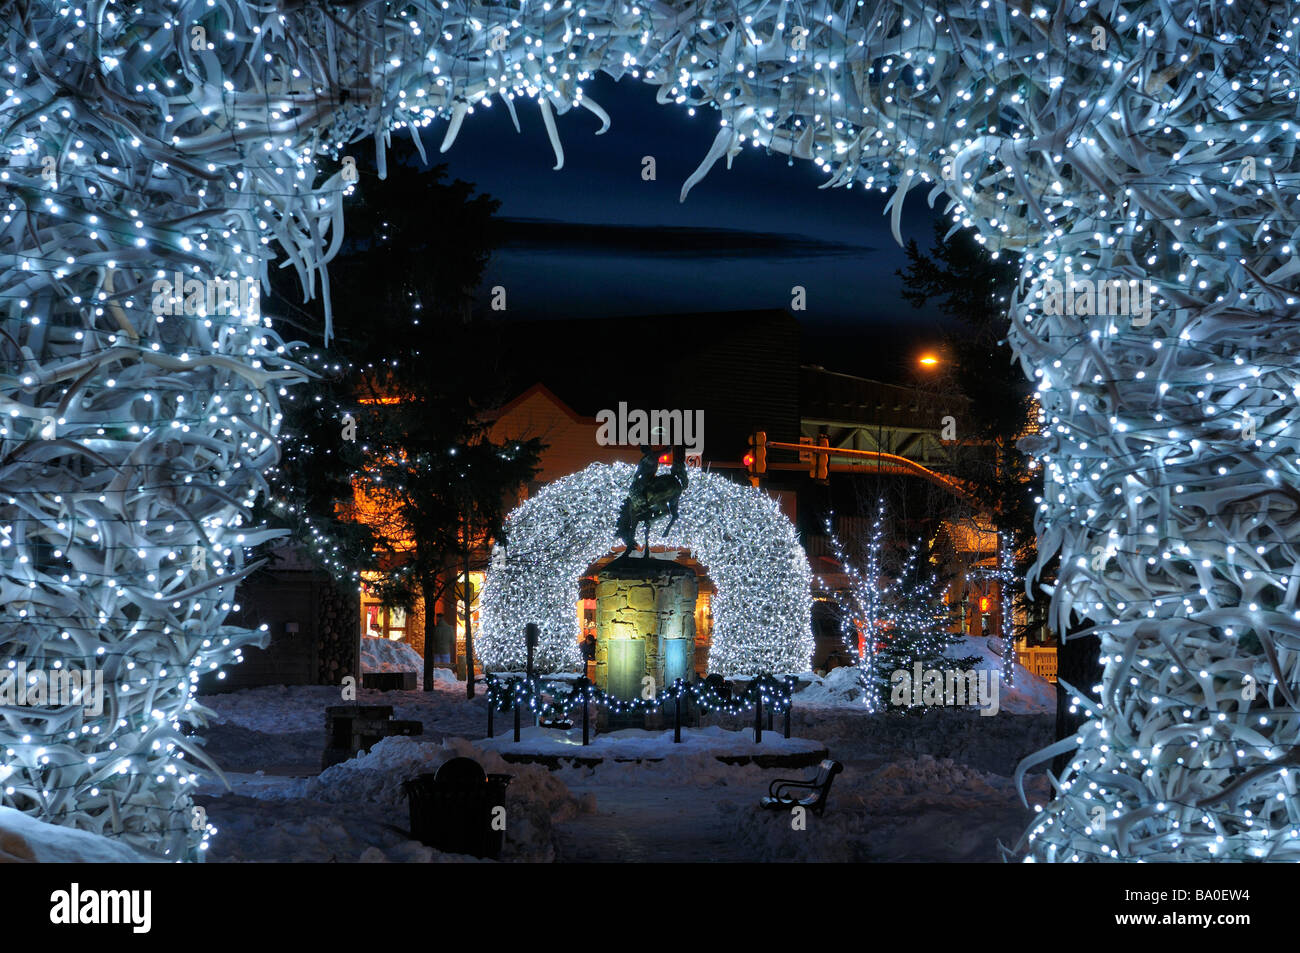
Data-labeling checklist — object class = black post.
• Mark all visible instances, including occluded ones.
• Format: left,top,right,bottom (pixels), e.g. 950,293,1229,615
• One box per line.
754,687,763,744
513,691,521,743
784,677,793,739
673,678,682,744
524,622,538,678
487,688,495,738
581,679,590,746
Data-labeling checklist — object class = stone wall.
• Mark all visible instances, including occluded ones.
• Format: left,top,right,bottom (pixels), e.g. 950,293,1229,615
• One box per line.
316,574,360,687
594,559,698,698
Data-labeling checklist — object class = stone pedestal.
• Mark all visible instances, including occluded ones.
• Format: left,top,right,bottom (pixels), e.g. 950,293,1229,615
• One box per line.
595,559,697,730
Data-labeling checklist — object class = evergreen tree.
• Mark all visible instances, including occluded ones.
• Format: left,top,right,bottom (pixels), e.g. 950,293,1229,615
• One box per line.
258,142,544,696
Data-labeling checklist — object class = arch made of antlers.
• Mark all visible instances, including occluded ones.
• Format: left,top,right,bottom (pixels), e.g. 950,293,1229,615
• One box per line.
2,1,1297,861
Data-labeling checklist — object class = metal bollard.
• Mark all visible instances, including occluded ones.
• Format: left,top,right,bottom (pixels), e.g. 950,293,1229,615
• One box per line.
513,692,521,743
784,677,793,739
673,678,682,744
581,679,590,746
754,689,763,744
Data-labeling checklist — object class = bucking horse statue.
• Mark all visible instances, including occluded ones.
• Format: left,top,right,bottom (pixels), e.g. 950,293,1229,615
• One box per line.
614,445,689,557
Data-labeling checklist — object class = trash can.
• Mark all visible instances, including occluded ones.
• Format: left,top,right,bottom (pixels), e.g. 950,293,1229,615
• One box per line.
403,757,513,859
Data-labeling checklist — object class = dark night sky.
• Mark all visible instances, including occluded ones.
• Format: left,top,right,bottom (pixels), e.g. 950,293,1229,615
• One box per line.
409,73,954,381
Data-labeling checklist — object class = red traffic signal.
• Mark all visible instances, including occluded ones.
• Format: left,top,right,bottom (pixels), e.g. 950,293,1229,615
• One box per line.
746,431,767,479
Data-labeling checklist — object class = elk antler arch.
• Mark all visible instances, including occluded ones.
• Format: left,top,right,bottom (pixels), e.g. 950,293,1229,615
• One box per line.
2,1,1298,862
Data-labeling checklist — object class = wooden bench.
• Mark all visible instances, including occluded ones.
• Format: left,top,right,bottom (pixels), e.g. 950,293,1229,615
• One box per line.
760,759,843,816
361,671,417,691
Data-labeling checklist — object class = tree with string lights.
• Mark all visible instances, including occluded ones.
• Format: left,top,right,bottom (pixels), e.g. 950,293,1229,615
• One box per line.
825,500,977,711
260,146,544,696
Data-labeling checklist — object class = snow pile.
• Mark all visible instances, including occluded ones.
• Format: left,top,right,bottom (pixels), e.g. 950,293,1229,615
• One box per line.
793,637,1056,714
425,667,462,687
360,636,424,674
714,754,1051,863
200,792,484,863
296,735,594,861
792,666,869,708
941,636,1057,714
477,724,824,760
0,807,149,863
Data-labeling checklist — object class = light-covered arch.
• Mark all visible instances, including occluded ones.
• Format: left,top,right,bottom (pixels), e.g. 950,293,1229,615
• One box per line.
3,0,1298,862
479,463,813,676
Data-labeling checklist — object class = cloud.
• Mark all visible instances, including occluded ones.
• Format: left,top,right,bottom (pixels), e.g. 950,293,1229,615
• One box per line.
494,218,875,260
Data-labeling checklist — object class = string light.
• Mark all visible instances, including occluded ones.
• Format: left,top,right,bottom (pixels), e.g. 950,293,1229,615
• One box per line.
824,500,976,712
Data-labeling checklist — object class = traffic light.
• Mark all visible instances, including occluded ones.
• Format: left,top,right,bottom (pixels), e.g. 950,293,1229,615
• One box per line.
814,434,829,481
746,430,767,485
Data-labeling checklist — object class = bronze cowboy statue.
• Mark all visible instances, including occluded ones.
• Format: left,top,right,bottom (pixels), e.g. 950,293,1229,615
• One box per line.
615,445,689,557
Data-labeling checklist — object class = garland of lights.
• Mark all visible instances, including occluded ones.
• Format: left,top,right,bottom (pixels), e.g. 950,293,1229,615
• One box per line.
485,672,794,723
479,462,813,676
1,0,1297,862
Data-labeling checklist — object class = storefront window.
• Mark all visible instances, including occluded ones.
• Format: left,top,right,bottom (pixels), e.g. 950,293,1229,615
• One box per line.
361,571,410,642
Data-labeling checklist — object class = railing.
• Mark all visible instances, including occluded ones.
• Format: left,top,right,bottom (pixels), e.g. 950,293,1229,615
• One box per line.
1018,646,1058,682
483,673,795,744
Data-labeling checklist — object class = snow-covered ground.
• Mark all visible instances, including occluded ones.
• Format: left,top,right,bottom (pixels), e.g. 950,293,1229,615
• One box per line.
197,736,593,862
475,724,825,760
180,672,1059,863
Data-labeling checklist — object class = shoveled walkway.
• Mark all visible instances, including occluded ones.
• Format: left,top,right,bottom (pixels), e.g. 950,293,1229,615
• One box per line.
552,781,760,862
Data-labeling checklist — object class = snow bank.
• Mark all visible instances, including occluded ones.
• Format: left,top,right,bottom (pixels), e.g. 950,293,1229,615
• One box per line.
360,635,424,674
941,636,1057,714
793,637,1056,714
792,666,869,708
425,667,462,687
0,807,149,863
296,735,594,861
476,724,824,760
199,792,481,863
